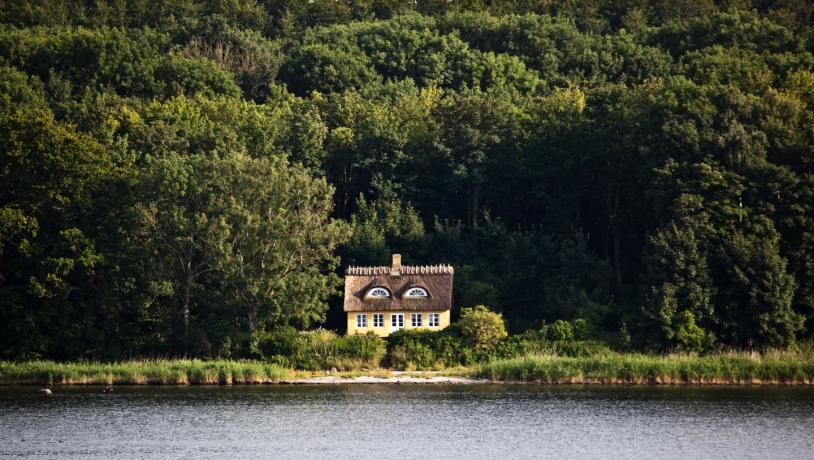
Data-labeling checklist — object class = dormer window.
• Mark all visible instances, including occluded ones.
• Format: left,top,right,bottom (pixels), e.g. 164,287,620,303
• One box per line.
404,287,429,298
365,287,390,299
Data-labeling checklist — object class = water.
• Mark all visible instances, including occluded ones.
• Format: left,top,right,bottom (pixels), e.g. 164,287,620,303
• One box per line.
1,384,813,459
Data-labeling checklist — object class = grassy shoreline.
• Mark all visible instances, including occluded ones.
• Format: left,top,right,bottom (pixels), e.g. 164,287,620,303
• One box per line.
3,352,814,386
476,352,814,385
0,360,302,385
0,360,456,385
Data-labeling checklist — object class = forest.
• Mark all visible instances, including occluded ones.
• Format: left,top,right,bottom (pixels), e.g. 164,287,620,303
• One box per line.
1,0,813,361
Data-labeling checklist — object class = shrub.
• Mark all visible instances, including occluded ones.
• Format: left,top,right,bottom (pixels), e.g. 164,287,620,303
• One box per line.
458,305,508,351
388,328,474,370
536,318,596,342
540,320,575,341
671,311,714,353
390,343,434,370
331,334,387,369
259,327,385,370
490,333,545,359
259,326,303,358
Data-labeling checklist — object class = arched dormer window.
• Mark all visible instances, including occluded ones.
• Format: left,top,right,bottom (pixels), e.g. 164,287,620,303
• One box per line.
404,287,429,298
365,287,390,299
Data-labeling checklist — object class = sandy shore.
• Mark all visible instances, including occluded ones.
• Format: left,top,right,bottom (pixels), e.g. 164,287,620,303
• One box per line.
289,372,483,384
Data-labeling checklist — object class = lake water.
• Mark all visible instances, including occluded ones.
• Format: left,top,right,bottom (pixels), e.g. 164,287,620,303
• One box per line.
1,384,813,459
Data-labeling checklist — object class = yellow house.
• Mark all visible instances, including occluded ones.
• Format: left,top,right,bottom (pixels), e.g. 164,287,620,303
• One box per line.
344,254,453,337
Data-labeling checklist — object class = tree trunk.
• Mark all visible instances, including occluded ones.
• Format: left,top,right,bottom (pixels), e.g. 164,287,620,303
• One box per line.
247,307,256,338
471,186,479,228
183,271,191,353
601,182,623,291
610,219,623,290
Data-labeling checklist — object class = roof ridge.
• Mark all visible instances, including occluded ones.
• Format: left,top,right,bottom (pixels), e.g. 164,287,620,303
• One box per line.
346,263,454,275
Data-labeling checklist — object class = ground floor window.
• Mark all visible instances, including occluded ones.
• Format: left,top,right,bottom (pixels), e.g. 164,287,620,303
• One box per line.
391,313,404,329
356,314,367,328
373,313,384,327
411,313,422,327
429,313,440,327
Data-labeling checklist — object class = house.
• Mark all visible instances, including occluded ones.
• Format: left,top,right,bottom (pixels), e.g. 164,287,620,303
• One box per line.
344,254,453,337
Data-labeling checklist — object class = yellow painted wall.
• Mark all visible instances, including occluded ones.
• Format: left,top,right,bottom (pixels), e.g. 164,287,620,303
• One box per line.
346,310,450,337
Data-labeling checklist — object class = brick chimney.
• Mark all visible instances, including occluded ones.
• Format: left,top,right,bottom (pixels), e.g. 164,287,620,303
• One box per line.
390,253,402,276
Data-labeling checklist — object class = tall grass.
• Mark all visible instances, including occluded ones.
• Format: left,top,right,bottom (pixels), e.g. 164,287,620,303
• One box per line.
476,350,814,384
0,360,295,385
4,350,814,385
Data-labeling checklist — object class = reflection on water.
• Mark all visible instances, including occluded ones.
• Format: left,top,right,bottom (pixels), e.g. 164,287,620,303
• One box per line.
1,384,813,459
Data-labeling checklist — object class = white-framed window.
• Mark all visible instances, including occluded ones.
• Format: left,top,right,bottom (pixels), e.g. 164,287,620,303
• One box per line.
391,313,404,329
404,287,429,298
356,314,367,328
411,313,423,327
428,313,440,327
366,287,390,298
373,313,384,328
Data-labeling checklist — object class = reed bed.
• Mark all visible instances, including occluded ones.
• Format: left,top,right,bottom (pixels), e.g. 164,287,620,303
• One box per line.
0,360,296,385
475,351,814,384
5,351,814,385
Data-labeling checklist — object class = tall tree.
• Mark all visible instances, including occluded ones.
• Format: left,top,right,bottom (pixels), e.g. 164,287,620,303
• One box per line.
137,151,348,354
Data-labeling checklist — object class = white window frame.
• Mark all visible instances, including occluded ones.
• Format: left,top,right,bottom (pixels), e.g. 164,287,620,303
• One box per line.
404,287,429,298
366,287,390,298
373,313,384,328
429,313,440,327
411,313,423,327
391,313,404,331
356,314,367,328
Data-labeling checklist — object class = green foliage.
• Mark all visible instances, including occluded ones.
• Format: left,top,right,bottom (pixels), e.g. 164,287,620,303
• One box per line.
175,15,283,100
714,230,803,348
1,1,814,361
545,340,614,358
387,323,611,370
137,150,349,351
284,16,544,94
439,12,673,86
458,305,509,351
540,320,577,342
388,328,475,370
154,54,241,98
0,65,47,111
0,359,294,384
428,221,614,333
260,327,386,370
641,224,716,352
671,311,709,354
341,194,425,266
0,107,117,359
477,350,814,384
280,43,379,96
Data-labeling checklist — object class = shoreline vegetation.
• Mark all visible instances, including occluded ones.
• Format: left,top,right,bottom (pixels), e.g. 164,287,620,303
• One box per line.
4,351,814,386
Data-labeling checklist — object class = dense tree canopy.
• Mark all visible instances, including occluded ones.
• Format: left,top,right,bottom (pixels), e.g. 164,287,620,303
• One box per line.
1,1,813,358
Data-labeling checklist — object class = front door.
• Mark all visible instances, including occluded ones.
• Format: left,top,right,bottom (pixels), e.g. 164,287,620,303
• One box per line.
390,313,404,333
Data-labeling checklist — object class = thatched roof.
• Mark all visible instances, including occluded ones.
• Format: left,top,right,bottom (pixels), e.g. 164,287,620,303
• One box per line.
343,254,454,312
